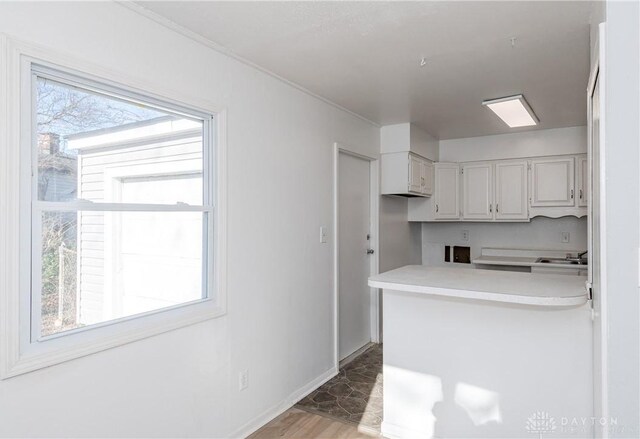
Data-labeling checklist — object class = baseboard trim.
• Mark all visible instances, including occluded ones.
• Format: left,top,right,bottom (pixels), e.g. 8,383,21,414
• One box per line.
229,366,338,438
339,342,375,368
381,420,432,439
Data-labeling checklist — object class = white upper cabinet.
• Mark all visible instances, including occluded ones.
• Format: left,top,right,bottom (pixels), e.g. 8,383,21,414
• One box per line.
408,154,587,223
462,163,493,220
381,152,433,197
530,157,575,207
495,160,529,220
408,154,423,193
434,163,460,219
577,155,588,207
422,160,433,196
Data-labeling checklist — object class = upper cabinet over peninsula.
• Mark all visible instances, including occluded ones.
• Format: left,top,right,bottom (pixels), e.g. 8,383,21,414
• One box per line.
380,123,438,197
381,152,433,197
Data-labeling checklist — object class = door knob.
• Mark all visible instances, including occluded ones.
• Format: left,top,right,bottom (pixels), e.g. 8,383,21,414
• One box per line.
367,249,375,255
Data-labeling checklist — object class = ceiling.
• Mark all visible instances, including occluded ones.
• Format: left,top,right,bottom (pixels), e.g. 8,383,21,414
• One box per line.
135,1,594,140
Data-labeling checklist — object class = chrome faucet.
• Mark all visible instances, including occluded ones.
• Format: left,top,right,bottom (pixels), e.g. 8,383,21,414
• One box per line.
565,250,588,263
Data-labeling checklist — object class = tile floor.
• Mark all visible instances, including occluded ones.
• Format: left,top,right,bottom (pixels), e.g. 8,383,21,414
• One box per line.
296,344,383,432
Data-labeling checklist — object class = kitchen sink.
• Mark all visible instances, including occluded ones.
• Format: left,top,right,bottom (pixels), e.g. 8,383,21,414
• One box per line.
535,257,587,265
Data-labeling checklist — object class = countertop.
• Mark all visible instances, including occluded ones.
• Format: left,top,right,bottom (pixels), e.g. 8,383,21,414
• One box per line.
368,265,589,307
471,248,588,270
472,255,588,269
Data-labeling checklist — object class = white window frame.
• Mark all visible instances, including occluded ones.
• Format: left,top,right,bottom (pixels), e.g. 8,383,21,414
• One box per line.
0,37,228,378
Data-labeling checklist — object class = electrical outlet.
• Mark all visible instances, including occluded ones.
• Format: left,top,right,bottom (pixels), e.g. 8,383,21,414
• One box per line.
319,226,327,244
239,370,248,391
462,230,469,242
561,232,570,243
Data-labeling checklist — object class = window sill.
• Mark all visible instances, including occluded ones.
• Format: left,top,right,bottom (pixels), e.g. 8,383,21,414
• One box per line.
2,300,226,379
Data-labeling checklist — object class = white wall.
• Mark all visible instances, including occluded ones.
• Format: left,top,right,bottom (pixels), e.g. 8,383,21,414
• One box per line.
380,123,439,161
380,197,422,272
602,1,640,435
0,2,380,437
422,217,587,267
589,1,606,71
439,125,586,162
378,122,432,339
409,124,439,162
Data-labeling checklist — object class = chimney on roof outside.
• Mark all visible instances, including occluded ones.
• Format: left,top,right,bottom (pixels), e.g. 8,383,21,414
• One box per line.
38,133,60,155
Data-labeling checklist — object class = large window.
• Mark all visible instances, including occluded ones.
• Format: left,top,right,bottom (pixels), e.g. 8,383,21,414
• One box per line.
30,65,215,340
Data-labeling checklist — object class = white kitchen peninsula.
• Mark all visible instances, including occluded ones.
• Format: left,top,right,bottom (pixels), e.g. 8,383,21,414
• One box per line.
369,265,592,439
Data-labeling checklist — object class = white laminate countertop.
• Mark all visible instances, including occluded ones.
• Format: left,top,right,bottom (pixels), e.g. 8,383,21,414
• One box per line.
471,248,588,270
368,265,589,307
472,255,588,269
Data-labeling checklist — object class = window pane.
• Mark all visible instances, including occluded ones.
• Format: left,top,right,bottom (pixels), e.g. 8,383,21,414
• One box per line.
36,76,204,205
39,210,206,337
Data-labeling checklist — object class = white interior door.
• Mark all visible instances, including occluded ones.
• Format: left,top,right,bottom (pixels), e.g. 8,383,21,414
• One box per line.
338,152,372,360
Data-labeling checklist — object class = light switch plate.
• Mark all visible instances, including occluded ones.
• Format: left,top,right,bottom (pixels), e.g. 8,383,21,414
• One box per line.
561,231,570,243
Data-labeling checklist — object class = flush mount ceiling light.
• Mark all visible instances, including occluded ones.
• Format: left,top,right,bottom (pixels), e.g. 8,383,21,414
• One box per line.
482,94,539,128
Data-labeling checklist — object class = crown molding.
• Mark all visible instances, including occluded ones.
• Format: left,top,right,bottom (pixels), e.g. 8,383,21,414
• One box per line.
115,1,380,128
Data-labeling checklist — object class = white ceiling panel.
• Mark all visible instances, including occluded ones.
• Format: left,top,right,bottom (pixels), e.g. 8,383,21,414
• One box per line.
135,1,593,139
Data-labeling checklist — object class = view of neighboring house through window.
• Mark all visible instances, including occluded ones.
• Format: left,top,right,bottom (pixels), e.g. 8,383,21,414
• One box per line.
33,66,213,339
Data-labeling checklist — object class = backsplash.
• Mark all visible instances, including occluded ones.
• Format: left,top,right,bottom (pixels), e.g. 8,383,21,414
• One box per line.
421,216,587,266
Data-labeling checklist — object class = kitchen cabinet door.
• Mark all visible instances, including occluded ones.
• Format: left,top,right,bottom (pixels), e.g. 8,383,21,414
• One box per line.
530,157,575,207
421,160,433,196
434,163,460,219
577,155,588,207
381,152,431,197
462,163,493,220
408,154,423,193
495,160,528,220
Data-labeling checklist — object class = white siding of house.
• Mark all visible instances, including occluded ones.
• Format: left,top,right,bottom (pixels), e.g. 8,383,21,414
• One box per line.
77,131,202,325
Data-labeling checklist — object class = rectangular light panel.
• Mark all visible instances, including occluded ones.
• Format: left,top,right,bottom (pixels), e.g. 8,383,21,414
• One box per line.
482,95,538,128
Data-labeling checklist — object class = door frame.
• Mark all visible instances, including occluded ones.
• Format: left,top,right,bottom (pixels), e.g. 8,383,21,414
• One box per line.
333,142,380,368
588,22,608,436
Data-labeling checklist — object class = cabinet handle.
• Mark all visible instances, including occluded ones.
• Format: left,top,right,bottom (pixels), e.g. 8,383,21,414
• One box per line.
580,189,583,199
436,204,439,213
571,189,574,199
489,204,492,213
496,204,499,213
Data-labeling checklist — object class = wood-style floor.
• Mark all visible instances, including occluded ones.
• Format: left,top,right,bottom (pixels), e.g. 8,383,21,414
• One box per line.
248,408,381,439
